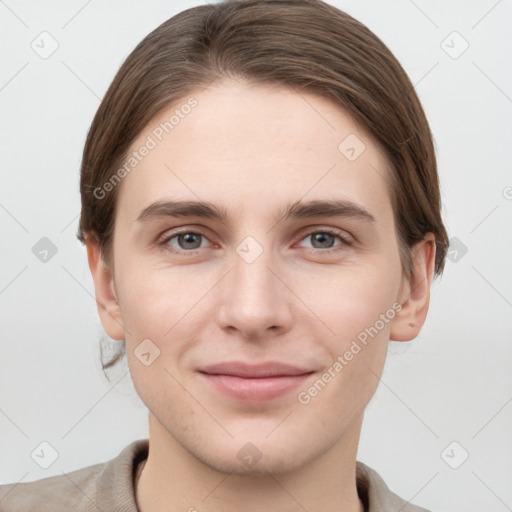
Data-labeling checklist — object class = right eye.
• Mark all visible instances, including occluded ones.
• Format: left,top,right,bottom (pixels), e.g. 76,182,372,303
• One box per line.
158,230,212,255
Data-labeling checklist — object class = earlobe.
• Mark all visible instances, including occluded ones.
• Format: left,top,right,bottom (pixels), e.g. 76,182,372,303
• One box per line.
85,235,126,341
389,233,436,342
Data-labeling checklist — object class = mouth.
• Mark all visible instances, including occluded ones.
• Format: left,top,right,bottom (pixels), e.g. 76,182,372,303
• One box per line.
197,361,316,402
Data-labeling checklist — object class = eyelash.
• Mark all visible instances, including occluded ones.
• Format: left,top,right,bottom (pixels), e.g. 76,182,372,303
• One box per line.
157,227,352,256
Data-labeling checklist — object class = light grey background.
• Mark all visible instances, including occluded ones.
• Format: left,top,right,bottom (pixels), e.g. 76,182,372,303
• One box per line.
1,1,511,511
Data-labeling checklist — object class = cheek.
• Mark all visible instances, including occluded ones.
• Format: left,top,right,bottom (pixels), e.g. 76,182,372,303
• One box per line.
118,269,204,382
297,299,392,423
297,262,399,338
117,266,183,336
120,272,193,408
302,265,397,394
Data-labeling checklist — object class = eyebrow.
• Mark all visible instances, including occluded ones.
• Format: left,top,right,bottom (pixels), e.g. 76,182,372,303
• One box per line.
135,198,376,225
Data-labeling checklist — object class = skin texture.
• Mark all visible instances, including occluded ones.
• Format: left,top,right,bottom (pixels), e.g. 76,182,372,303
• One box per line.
86,79,436,512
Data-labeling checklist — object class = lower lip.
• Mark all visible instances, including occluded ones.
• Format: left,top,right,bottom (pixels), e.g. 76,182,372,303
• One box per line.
198,372,315,402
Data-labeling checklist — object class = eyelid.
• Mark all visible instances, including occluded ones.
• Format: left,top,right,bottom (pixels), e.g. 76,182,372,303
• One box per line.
156,226,212,245
295,226,353,244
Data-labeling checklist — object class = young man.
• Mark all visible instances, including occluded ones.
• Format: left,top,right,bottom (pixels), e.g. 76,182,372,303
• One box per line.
0,1,447,510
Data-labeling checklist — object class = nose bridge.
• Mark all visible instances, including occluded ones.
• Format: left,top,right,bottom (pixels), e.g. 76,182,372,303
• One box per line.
217,235,290,336
231,238,279,310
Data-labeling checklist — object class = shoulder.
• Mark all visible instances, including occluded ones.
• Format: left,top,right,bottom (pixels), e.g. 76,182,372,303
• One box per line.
0,439,149,512
0,461,104,512
356,461,432,512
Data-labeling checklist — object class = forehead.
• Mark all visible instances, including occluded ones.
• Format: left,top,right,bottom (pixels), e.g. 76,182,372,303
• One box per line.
115,80,394,226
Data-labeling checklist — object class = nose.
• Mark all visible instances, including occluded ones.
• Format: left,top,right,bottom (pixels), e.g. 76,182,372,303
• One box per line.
216,244,293,341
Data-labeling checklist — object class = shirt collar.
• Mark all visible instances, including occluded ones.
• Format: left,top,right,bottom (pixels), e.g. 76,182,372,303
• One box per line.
96,439,428,512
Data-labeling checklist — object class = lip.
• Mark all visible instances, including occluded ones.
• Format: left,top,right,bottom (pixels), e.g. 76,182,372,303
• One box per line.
198,361,313,378
197,361,315,402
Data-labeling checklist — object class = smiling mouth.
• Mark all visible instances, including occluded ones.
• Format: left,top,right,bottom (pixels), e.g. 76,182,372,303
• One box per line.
197,361,316,402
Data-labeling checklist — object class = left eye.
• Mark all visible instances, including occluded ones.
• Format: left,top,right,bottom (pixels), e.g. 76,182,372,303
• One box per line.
298,230,351,250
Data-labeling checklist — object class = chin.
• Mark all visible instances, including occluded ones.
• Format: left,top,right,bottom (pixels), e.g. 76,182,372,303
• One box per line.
200,446,309,477
184,431,317,477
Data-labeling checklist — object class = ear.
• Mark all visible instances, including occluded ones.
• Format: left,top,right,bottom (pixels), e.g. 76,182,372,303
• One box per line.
390,233,436,342
85,234,126,341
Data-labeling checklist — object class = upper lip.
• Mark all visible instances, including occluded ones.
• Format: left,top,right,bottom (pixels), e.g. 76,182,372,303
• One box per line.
197,361,314,378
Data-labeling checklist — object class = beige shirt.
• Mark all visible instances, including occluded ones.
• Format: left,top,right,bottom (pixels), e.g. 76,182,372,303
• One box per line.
0,439,431,511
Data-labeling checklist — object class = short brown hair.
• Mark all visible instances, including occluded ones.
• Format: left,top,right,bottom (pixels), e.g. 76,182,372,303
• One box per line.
77,0,449,373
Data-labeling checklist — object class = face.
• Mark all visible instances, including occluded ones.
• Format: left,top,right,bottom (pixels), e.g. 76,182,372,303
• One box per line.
92,79,424,475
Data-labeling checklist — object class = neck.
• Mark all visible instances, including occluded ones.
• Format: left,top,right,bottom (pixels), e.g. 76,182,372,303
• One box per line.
135,413,364,512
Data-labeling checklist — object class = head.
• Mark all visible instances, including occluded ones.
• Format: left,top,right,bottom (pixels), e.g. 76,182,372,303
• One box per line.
79,0,448,474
